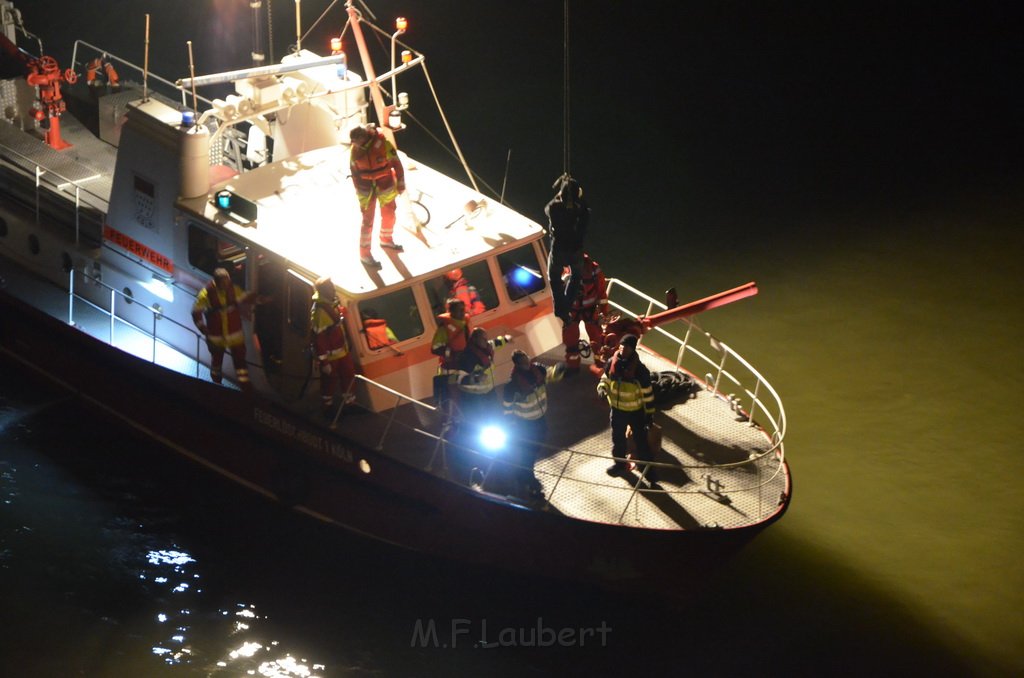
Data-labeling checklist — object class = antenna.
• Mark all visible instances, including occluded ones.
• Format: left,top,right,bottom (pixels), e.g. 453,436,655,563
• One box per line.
294,0,301,52
499,149,511,205
186,40,198,124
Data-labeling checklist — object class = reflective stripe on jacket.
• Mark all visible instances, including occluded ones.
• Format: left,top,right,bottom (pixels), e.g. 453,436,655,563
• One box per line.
503,363,552,421
349,131,405,201
311,293,349,361
457,341,496,395
192,280,247,348
598,351,654,414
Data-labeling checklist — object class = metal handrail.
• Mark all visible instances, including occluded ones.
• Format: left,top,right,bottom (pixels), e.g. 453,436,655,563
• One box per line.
67,268,204,376
0,140,109,242
70,40,215,109
60,261,785,525
343,367,787,525
604,278,787,460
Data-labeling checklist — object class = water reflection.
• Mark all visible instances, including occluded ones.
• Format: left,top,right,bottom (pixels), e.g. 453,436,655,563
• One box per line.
139,548,323,675
143,548,199,666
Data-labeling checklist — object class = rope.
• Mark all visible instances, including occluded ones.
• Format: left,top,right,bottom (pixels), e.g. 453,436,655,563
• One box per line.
266,0,274,63
562,0,571,176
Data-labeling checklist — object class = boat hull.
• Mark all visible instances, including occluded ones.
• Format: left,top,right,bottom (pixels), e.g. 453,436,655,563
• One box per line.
0,286,783,589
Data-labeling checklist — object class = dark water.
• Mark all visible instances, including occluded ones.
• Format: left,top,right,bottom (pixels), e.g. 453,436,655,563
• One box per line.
4,1,1023,675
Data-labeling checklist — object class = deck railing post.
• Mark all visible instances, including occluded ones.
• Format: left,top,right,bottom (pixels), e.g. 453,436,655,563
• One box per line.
617,482,643,524
748,378,762,427
109,288,116,343
34,165,41,224
67,268,75,325
74,185,81,245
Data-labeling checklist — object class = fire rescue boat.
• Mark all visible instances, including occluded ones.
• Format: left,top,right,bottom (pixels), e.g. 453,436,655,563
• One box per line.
0,2,789,586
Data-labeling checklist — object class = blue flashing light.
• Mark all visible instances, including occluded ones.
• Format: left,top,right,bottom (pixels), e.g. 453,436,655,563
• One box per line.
512,266,540,287
215,190,233,210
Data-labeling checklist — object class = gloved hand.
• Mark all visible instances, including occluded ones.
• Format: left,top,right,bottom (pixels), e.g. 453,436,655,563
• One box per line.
321,362,332,375
596,383,608,399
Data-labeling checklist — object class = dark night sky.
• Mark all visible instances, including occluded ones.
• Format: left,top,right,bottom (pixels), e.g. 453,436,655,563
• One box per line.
18,1,1023,232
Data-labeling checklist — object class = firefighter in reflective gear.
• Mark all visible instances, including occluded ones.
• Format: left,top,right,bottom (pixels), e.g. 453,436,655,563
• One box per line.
456,328,510,421
502,350,565,499
349,124,405,269
431,298,471,375
562,253,608,371
310,277,356,416
431,298,471,407
445,268,486,316
598,334,657,480
361,308,398,350
192,268,254,391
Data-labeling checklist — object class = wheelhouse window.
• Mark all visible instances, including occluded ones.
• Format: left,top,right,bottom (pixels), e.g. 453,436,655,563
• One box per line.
426,260,498,317
357,287,423,350
187,223,246,285
498,244,546,301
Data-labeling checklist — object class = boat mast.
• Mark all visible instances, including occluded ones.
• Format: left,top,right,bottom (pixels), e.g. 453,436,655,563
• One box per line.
345,0,396,147
250,0,266,66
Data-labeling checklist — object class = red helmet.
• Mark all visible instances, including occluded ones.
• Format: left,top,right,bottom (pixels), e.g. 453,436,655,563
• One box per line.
445,268,463,282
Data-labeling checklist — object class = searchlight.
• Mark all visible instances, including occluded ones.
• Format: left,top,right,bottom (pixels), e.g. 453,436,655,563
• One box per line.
479,424,507,452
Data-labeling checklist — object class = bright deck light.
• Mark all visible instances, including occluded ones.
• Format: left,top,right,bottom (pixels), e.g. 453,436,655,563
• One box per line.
396,17,408,32
479,425,507,451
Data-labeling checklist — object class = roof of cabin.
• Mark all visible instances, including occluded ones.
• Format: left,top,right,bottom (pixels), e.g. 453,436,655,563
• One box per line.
177,142,546,298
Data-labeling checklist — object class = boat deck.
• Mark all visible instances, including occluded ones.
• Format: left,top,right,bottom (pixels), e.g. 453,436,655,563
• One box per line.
0,258,787,533
0,95,119,212
330,343,788,531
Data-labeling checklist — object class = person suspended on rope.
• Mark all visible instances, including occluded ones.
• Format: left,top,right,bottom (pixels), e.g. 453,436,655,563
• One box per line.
348,124,405,270
544,174,589,324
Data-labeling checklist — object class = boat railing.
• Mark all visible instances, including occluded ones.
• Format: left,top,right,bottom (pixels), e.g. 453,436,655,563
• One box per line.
65,267,205,377
604,278,786,462
70,40,216,109
58,261,786,527
339,361,787,528
0,138,108,244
